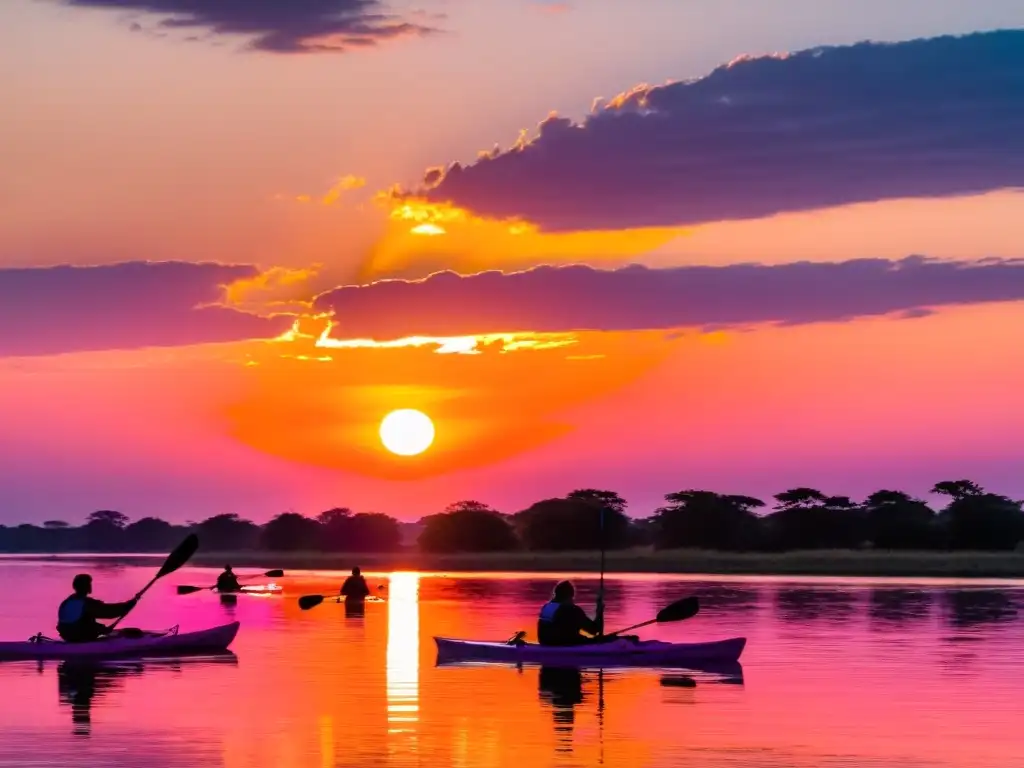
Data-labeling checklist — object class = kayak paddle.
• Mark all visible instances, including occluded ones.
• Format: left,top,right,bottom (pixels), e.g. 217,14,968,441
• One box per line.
298,594,326,610
244,569,285,579
176,570,285,595
109,533,199,631
298,592,385,610
604,596,700,638
596,504,606,636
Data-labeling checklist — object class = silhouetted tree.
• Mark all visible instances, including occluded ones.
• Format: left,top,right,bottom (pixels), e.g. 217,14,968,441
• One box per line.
765,488,865,550
933,481,1024,550
1,479,1021,555
932,480,983,501
653,490,764,550
317,507,354,551
196,513,261,551
87,510,130,529
419,501,519,553
261,512,321,551
566,489,627,515
515,496,631,551
863,490,936,549
347,513,402,552
82,510,130,551
124,517,181,552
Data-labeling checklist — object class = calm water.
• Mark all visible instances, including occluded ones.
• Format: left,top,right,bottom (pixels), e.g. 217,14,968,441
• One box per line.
0,560,1022,768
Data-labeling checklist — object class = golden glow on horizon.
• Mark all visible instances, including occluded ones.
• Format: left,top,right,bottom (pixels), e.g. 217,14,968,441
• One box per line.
380,409,435,456
222,327,678,479
313,320,579,355
411,223,446,236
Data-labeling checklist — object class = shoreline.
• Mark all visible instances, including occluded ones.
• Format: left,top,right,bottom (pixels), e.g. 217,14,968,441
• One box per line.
6,548,1024,578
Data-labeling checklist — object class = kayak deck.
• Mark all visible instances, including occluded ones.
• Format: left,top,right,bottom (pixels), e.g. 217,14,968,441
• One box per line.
434,635,746,669
0,621,240,661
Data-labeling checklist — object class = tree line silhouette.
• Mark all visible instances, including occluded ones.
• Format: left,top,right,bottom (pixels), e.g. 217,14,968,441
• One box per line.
1,480,1022,554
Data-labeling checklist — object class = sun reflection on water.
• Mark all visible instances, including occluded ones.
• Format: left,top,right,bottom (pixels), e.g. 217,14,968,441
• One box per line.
386,572,420,757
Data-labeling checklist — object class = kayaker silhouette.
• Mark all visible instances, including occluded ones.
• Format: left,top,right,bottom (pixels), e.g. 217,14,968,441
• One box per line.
216,565,241,593
340,566,371,603
537,581,604,646
56,574,138,643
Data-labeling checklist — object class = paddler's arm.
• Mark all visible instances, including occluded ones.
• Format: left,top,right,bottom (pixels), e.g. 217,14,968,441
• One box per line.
87,597,138,619
573,605,601,636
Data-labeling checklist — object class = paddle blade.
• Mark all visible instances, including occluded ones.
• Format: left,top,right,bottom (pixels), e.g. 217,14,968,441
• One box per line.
176,585,206,595
656,596,700,623
264,569,285,578
157,534,199,579
298,594,325,611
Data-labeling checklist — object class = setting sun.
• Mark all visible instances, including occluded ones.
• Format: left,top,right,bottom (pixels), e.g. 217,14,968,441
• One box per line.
379,409,435,456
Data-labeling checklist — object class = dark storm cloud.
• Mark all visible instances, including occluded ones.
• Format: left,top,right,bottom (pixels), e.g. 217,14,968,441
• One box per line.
313,256,1024,338
420,30,1024,230
0,261,293,357
52,0,436,53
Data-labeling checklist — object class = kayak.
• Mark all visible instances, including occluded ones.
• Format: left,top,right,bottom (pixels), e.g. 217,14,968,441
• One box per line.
0,622,240,661
216,583,282,596
434,636,746,668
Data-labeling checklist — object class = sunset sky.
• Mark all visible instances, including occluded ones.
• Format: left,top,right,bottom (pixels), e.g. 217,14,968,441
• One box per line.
2,1,1024,523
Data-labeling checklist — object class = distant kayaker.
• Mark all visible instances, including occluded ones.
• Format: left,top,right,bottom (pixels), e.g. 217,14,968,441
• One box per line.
340,566,371,603
537,580,603,646
216,565,241,593
56,574,138,643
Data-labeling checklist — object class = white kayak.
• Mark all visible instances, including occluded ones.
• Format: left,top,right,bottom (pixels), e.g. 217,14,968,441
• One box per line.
434,635,746,668
0,622,240,661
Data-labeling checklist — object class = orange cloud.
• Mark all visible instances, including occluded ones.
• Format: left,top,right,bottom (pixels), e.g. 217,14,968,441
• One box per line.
221,265,322,314
360,194,686,280
321,174,367,205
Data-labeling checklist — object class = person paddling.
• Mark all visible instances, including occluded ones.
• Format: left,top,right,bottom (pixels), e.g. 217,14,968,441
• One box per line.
56,574,138,643
537,580,604,646
340,566,371,603
216,565,241,593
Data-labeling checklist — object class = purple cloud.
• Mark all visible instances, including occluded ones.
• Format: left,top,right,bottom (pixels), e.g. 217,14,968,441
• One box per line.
0,261,293,357
51,0,436,53
314,256,1024,339
419,30,1024,231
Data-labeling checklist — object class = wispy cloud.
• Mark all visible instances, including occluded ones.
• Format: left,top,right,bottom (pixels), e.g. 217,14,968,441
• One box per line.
52,0,439,53
416,30,1024,231
321,174,368,205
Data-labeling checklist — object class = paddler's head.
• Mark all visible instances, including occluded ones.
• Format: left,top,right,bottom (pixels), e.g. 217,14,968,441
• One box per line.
352,566,361,576
72,574,92,596
553,580,575,602
224,565,233,573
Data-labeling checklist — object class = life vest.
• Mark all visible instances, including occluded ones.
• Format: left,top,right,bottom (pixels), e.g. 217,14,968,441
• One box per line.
538,601,562,624
57,595,86,626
